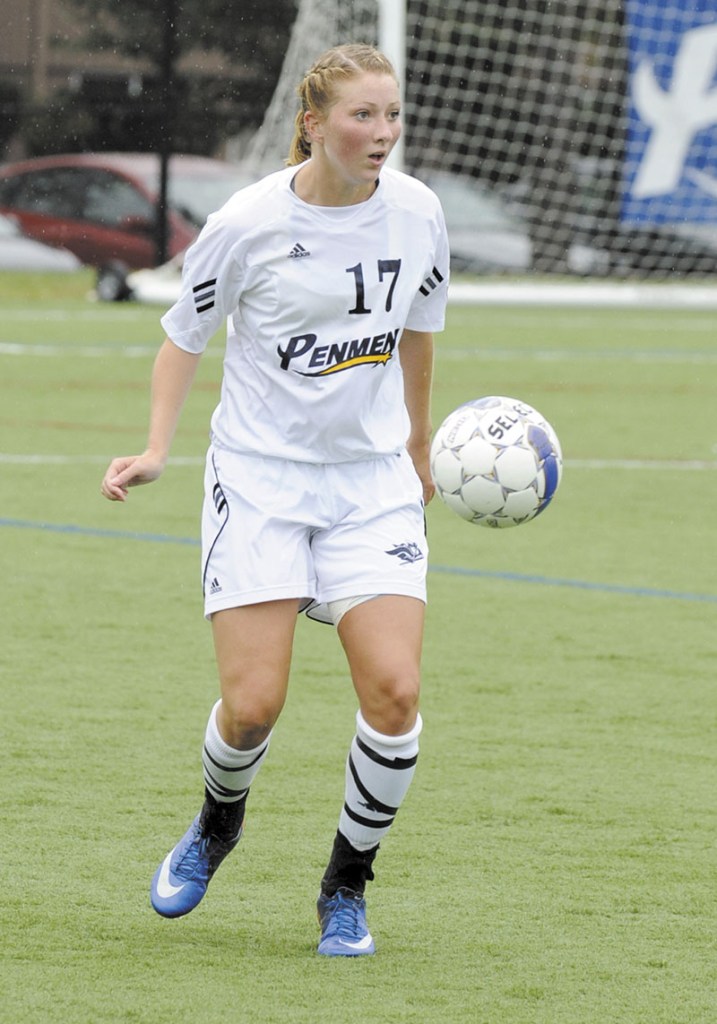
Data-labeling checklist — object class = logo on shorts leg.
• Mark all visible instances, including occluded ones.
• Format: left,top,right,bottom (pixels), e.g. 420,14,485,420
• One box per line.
209,577,222,594
385,541,424,564
212,483,227,515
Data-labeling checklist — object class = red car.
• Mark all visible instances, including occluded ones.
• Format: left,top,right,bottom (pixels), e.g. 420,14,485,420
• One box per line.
0,152,251,298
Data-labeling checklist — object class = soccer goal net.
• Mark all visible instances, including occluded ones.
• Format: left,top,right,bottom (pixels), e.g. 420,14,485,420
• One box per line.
243,0,717,281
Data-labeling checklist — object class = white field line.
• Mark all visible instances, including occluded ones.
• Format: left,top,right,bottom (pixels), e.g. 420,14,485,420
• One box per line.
567,458,717,471
2,281,717,311
2,339,715,363
0,341,162,358
1,333,715,363
0,453,715,471
438,347,717,364
0,308,153,320
448,281,717,309
445,309,717,333
0,340,224,359
0,454,204,465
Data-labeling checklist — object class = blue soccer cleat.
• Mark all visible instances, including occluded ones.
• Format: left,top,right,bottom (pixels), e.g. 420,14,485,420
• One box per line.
150,815,241,918
317,887,375,956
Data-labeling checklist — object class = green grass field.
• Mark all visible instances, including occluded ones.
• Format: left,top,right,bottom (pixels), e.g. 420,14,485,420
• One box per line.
1,271,716,1023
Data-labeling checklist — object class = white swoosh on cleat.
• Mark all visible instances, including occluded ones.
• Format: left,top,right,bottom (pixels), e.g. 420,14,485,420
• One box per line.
155,851,184,899
338,934,374,951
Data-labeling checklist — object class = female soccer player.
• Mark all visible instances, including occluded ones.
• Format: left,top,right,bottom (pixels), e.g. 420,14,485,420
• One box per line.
101,43,449,956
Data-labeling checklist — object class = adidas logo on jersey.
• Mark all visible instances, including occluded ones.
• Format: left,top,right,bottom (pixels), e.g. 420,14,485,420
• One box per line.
288,243,311,259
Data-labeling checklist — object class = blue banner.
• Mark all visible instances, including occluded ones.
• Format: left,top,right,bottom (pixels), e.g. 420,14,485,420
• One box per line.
623,0,717,224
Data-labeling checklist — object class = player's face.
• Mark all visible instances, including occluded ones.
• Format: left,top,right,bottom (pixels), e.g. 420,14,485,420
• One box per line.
313,72,402,187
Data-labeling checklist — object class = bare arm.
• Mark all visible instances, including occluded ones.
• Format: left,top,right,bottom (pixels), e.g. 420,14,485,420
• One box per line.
101,338,202,502
400,328,435,505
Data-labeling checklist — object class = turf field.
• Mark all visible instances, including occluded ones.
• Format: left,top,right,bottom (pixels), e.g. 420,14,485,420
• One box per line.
1,271,715,1023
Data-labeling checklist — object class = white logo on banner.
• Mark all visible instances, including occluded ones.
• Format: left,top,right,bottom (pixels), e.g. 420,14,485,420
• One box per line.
632,23,717,198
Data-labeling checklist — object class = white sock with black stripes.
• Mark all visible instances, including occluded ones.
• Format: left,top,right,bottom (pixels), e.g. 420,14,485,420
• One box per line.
338,710,422,852
200,700,271,837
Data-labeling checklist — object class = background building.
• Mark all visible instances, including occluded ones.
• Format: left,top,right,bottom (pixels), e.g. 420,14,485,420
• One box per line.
0,0,294,160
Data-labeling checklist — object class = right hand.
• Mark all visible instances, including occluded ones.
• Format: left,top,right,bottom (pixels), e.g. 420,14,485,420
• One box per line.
100,451,165,502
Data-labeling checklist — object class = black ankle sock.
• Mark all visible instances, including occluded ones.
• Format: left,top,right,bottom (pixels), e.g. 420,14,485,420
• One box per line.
199,789,246,842
321,830,379,897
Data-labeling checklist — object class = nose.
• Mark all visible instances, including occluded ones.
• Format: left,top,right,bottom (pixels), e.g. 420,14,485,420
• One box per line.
376,116,399,143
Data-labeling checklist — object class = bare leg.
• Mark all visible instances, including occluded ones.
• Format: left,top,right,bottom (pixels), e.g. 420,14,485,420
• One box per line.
211,598,301,747
338,595,424,735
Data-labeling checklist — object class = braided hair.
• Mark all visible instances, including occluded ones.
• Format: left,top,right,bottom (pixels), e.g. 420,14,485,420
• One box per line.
287,44,397,166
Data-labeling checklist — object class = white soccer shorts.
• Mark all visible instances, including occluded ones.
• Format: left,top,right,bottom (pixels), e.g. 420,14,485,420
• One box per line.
201,445,428,621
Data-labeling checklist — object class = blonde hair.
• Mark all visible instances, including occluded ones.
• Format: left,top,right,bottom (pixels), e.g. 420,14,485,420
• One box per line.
287,44,398,166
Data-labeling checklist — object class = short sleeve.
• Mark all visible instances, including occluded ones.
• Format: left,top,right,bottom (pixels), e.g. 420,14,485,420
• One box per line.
160,211,244,353
404,201,450,333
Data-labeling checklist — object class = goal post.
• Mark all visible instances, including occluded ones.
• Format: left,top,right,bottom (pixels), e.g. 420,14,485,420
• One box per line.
377,0,405,170
241,0,717,287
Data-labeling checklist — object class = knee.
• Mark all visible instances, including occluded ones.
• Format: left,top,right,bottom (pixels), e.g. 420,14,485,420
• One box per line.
217,691,283,749
361,671,420,736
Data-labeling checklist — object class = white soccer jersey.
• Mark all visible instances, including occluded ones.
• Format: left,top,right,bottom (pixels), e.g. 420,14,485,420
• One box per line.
161,163,449,463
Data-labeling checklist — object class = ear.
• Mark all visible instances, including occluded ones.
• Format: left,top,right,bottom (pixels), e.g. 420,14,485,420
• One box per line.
304,109,324,146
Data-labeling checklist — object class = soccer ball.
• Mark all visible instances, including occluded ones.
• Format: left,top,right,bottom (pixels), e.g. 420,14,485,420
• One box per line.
430,396,562,528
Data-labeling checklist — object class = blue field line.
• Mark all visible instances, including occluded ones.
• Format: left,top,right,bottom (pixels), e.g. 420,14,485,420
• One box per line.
0,517,199,547
429,564,717,604
2,516,716,605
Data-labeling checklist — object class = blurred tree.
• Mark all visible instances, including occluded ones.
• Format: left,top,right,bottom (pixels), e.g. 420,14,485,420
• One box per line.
19,0,296,263
0,81,22,154
25,0,296,158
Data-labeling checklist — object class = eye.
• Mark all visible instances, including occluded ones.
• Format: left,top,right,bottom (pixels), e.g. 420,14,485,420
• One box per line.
355,110,370,120
388,110,401,121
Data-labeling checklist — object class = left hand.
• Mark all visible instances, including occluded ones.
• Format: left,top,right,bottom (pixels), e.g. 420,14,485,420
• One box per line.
407,436,436,506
